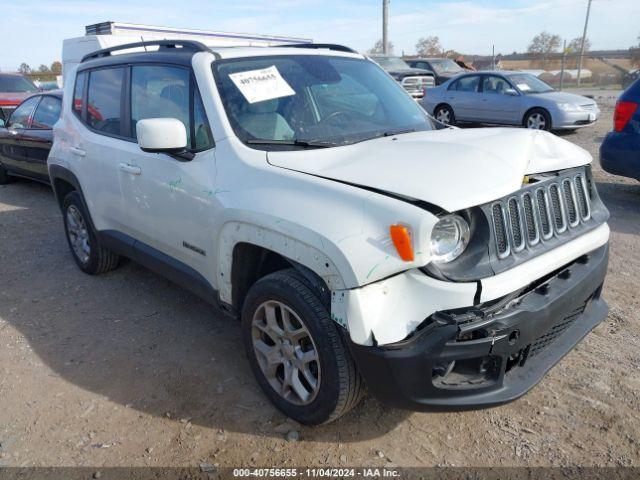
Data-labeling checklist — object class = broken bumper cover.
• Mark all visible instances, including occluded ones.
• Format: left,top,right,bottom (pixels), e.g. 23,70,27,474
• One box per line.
348,244,609,411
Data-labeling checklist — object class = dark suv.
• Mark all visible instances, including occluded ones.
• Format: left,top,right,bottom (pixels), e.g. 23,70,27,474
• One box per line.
370,55,435,98
0,73,39,122
406,58,466,86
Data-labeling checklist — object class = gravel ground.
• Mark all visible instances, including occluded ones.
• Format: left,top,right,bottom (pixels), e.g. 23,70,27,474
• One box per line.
0,98,638,469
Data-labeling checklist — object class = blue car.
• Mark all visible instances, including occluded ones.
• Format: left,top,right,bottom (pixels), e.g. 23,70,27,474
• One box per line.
600,79,640,181
421,71,600,131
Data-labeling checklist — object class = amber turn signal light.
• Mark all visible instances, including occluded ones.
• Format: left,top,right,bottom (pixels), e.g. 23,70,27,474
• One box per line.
390,224,414,262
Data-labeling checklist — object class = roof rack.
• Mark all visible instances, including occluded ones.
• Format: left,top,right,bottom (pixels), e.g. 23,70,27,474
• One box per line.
279,43,358,54
81,40,210,62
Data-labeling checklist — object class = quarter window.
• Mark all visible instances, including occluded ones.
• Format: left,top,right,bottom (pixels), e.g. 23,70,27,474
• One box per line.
73,72,86,117
7,96,40,129
31,96,62,129
87,68,125,135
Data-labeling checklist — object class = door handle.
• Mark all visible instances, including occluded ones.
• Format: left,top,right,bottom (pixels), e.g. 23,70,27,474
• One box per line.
118,163,142,175
70,146,86,157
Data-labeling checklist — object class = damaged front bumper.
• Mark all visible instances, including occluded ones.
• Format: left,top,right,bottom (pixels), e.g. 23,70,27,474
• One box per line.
348,244,609,411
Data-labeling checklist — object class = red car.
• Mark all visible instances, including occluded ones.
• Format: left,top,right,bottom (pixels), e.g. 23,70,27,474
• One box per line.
0,73,39,122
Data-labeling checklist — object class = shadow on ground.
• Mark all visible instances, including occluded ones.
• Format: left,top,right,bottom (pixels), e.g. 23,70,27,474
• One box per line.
0,181,409,442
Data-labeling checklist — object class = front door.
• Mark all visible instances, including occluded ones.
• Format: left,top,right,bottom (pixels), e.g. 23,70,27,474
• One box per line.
476,75,522,125
0,96,39,174
446,74,482,121
117,64,217,278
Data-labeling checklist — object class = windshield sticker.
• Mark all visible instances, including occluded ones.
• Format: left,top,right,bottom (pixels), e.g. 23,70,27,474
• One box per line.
516,83,531,91
229,66,295,104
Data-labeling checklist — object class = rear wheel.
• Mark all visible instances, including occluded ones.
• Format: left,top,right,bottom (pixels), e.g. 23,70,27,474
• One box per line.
434,104,455,126
63,191,120,275
524,108,552,131
242,269,364,425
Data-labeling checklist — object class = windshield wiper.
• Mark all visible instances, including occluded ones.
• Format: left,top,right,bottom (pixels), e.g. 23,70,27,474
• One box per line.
246,139,335,148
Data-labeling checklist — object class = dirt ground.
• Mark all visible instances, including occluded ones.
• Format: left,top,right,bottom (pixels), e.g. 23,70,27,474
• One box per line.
0,90,638,469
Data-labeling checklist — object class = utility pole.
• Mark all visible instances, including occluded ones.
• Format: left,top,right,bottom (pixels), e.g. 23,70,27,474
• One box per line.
576,0,592,87
560,39,567,91
382,0,390,54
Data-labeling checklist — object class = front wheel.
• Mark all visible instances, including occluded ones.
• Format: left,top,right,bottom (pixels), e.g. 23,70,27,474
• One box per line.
241,269,364,425
434,104,455,126
524,108,552,131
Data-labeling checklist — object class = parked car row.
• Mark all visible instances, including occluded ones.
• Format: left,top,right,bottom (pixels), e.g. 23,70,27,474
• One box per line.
369,55,435,99
421,71,600,131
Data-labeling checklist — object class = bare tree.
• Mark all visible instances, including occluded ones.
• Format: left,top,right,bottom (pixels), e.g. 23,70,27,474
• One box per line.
629,33,640,68
18,63,32,74
415,36,442,57
527,31,561,67
38,64,50,73
368,39,394,55
568,37,591,68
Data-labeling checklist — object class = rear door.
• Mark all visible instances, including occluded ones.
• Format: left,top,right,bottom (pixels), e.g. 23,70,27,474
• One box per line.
20,95,62,180
476,75,522,124
0,96,42,174
445,74,481,120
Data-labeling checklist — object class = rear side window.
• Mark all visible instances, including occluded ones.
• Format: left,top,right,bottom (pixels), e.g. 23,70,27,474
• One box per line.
73,72,86,117
87,68,124,135
450,75,480,92
32,96,62,129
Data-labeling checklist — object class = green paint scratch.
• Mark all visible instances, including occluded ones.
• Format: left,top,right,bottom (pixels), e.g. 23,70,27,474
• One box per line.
168,177,182,192
202,188,230,197
366,255,390,279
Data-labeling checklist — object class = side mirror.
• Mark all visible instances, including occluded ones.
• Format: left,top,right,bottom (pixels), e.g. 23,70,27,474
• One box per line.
137,118,193,161
505,88,519,96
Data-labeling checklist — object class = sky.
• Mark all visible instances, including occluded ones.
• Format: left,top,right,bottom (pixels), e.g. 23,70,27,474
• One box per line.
1,0,639,71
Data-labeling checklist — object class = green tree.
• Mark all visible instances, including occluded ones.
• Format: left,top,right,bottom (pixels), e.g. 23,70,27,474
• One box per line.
38,64,50,73
18,63,31,74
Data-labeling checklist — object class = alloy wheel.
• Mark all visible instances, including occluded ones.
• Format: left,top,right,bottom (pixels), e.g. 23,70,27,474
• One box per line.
251,300,321,405
527,113,547,130
436,108,451,125
66,205,91,263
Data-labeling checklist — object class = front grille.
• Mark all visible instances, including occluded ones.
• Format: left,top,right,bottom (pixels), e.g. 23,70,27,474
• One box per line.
528,299,588,357
401,76,435,95
491,171,592,259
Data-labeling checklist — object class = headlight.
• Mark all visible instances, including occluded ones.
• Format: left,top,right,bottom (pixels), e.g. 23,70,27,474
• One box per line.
558,103,582,112
429,214,470,263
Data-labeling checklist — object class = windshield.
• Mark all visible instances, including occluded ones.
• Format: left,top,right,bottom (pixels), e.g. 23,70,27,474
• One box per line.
428,59,464,75
508,74,554,94
213,55,433,149
0,75,37,93
371,56,411,71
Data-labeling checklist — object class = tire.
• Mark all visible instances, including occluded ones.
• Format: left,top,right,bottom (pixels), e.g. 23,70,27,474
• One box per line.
0,164,15,185
241,269,364,425
62,191,120,275
434,104,455,126
523,108,552,131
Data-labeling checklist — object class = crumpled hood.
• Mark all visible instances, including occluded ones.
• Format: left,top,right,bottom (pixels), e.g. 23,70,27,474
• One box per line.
267,128,592,212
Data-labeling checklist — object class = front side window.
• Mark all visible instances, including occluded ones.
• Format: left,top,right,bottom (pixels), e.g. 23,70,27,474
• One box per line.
482,76,512,95
7,96,40,129
213,55,432,149
451,75,480,92
0,75,38,93
131,65,190,139
31,96,62,129
87,68,124,135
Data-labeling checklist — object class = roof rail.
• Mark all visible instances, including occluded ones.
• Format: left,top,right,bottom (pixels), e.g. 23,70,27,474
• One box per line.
279,43,358,54
81,40,210,62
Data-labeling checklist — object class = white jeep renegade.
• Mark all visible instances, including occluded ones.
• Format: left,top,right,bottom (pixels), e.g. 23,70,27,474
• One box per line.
49,40,610,425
